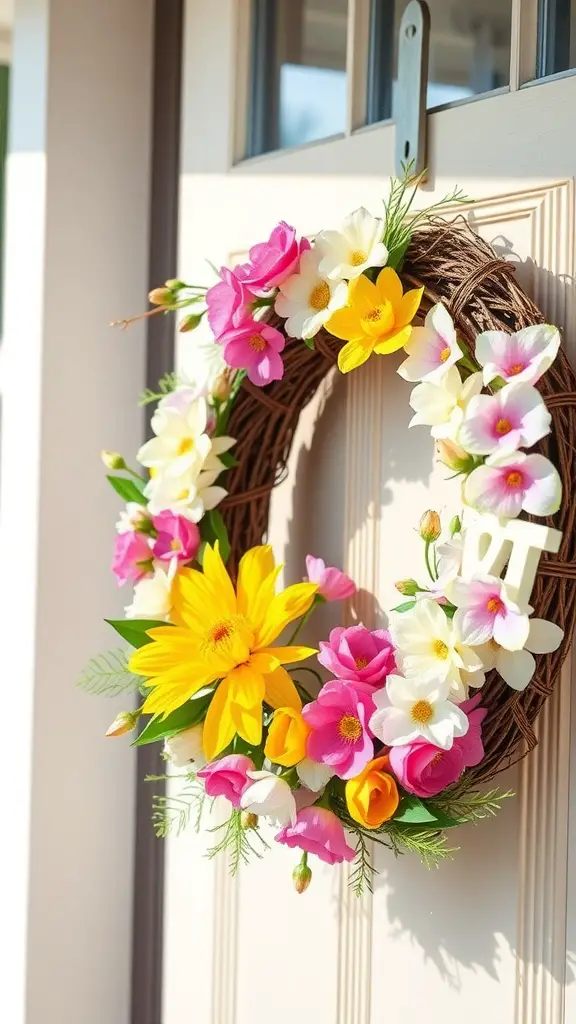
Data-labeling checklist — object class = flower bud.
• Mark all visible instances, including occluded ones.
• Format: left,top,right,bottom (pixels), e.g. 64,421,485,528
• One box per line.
179,313,203,333
435,439,474,474
106,710,139,737
292,857,312,894
419,510,441,543
449,515,462,537
148,286,174,307
241,811,258,830
101,449,126,471
164,278,186,292
211,370,233,402
394,578,419,596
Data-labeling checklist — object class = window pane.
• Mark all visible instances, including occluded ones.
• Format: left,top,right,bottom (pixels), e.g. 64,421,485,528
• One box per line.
536,0,576,77
248,0,348,157
367,0,512,124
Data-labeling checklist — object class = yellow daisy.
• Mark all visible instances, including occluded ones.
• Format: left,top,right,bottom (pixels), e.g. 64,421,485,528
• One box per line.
326,267,423,374
129,544,318,759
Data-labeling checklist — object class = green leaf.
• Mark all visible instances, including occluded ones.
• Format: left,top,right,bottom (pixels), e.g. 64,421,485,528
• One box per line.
303,336,315,350
218,450,239,469
105,618,172,648
390,600,416,613
387,235,412,271
77,648,141,697
134,692,214,746
203,509,231,563
395,794,459,828
106,475,147,505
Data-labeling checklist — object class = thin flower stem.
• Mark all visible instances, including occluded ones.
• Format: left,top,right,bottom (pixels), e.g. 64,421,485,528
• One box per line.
287,605,315,645
424,541,437,582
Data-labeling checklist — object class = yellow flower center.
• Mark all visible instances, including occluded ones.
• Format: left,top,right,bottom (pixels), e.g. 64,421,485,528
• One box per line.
170,538,183,551
431,751,443,766
338,714,363,742
433,639,449,660
177,436,194,456
495,417,512,435
440,346,451,362
361,300,395,337
249,333,266,352
201,618,237,655
355,656,369,670
506,470,523,489
309,281,331,312
509,363,524,375
411,699,434,725
176,487,190,501
349,248,368,267
486,597,504,615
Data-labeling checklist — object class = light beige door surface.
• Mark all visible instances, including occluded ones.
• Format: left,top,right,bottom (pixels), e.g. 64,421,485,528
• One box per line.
164,2,576,1021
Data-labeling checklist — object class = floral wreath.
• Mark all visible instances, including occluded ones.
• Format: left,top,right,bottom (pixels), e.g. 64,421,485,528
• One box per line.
82,171,576,893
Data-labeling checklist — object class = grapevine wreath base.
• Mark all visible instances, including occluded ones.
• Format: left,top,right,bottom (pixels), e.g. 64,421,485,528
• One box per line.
83,174,576,888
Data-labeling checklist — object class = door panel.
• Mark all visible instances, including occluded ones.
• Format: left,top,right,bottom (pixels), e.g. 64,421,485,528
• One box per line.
163,3,576,1020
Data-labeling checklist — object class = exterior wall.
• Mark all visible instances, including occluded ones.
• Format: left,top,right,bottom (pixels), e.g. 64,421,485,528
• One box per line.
0,1,154,1022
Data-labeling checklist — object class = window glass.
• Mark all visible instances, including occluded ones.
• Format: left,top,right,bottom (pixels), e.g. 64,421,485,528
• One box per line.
248,0,348,157
367,0,512,124
536,0,576,77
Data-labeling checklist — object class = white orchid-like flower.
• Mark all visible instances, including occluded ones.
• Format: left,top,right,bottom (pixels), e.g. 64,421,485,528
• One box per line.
137,392,234,480
409,367,483,440
398,303,460,383
275,248,348,340
240,770,297,826
296,758,334,792
144,465,227,522
315,207,389,281
369,673,469,750
164,723,207,768
459,382,552,457
475,324,560,387
116,502,150,534
391,597,484,702
125,564,174,620
470,618,564,691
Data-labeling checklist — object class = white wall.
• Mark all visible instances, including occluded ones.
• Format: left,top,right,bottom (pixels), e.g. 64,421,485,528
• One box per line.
0,1,154,1022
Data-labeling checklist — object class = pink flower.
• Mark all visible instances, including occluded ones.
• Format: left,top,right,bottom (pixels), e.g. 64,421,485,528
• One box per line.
388,693,486,797
459,382,551,456
197,754,255,808
305,555,356,601
151,511,200,564
206,266,254,340
475,324,561,387
318,625,395,688
275,806,355,865
464,451,561,519
112,530,153,585
222,320,285,387
302,680,374,780
451,574,530,651
236,222,309,295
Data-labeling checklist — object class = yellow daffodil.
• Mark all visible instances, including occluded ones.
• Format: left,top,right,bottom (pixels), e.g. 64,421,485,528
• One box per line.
129,544,318,759
326,267,423,374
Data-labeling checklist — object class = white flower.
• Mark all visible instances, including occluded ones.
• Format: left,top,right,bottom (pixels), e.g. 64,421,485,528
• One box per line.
179,339,227,397
473,618,564,691
475,324,561,387
275,248,348,340
144,465,227,522
369,674,469,749
415,531,464,603
164,724,206,767
240,770,297,826
137,393,234,479
116,502,149,534
296,758,334,792
391,597,484,701
125,565,174,620
315,207,388,281
458,382,551,457
398,303,460,382
409,367,483,440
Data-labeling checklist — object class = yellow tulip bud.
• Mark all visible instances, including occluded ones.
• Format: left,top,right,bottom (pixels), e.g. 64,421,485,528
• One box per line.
211,370,233,402
264,707,310,768
419,509,441,542
435,438,474,474
345,756,399,829
394,578,419,596
179,313,203,332
292,855,312,894
101,449,126,471
148,286,173,306
241,811,258,830
106,710,139,737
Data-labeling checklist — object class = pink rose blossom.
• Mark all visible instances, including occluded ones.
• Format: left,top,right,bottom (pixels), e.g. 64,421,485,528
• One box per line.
388,693,487,797
197,754,255,808
302,680,374,780
275,806,355,865
236,222,310,294
222,320,285,387
151,511,200,564
305,555,356,601
451,574,530,651
459,382,551,456
318,625,395,688
112,530,153,585
464,451,561,520
475,324,561,387
206,265,255,340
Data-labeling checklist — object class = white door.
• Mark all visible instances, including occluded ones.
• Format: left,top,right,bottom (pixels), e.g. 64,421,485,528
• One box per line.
163,2,576,1021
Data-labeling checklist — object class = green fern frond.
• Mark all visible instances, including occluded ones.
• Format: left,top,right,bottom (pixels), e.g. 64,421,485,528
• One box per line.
139,371,182,407
77,648,141,697
385,823,458,869
207,810,270,875
349,832,376,896
150,775,207,838
433,787,514,825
